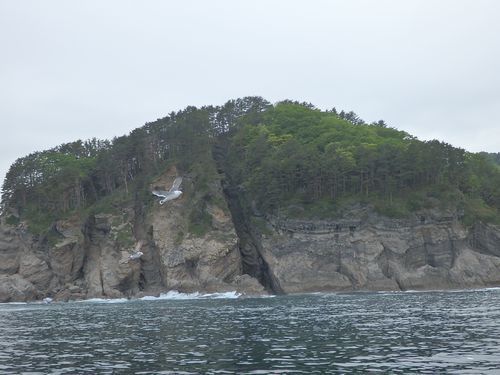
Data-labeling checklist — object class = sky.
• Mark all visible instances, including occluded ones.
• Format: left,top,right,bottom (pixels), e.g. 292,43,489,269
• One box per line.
1,0,499,188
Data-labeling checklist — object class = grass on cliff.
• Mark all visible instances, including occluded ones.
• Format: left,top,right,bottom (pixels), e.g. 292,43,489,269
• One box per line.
114,226,135,249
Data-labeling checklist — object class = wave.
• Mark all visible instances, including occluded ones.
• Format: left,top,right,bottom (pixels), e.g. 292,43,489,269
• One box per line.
140,290,241,301
77,298,130,304
75,290,242,304
376,287,500,294
0,302,28,305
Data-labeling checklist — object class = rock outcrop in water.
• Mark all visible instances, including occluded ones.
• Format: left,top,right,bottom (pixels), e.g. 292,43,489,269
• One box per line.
1,166,500,302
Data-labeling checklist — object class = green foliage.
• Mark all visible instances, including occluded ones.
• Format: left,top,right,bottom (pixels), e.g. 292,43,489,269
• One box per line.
174,230,185,245
5,215,20,226
46,230,64,247
115,227,135,249
188,206,212,237
226,102,500,222
462,198,500,226
373,198,411,218
479,152,500,166
280,199,340,219
2,97,500,233
24,207,57,236
251,216,274,236
84,189,131,216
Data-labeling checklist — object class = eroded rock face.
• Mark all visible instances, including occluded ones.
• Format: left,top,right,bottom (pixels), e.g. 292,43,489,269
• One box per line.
147,171,243,294
19,253,53,291
0,274,38,302
77,213,145,299
1,172,500,302
260,212,500,292
0,170,261,302
0,226,52,301
0,227,20,275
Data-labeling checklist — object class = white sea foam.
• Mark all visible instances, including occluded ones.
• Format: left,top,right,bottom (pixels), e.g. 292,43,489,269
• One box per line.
0,302,28,305
140,290,241,301
78,298,130,304
75,290,242,304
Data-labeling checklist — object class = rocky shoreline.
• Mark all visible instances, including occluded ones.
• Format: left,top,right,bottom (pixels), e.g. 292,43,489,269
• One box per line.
1,170,500,303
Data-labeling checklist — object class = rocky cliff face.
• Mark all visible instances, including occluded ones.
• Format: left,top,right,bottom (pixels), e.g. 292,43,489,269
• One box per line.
0,169,264,302
259,208,500,292
1,172,500,302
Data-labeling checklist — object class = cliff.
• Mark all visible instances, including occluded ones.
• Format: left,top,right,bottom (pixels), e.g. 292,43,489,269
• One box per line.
2,99,500,301
259,209,500,292
1,171,500,302
0,168,265,302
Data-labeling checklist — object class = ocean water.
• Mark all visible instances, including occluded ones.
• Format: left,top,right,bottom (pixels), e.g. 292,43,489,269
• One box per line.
1,289,500,374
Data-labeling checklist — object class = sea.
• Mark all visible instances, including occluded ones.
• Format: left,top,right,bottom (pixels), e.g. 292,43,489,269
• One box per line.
1,289,500,374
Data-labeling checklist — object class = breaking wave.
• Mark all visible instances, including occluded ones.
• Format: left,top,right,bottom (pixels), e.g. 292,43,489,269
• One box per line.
78,298,130,304
77,290,241,304
140,290,241,300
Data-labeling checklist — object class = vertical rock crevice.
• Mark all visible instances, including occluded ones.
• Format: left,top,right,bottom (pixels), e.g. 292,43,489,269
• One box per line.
82,215,104,297
213,141,284,294
133,195,165,292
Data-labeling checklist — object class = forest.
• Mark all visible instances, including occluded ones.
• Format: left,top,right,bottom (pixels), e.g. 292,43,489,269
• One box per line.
2,97,500,234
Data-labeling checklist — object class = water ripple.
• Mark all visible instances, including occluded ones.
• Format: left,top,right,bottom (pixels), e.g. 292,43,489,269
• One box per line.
0,290,500,373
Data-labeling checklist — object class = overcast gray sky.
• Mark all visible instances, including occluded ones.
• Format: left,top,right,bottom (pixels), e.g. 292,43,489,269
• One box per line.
1,0,499,188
